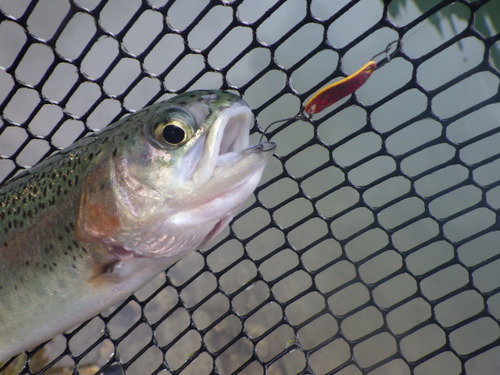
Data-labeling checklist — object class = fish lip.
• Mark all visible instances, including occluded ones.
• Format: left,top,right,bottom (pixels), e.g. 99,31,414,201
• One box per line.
109,245,144,259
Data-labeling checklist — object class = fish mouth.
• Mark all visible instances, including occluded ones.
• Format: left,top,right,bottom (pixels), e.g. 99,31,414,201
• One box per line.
169,100,276,246
190,101,262,182
170,101,276,229
218,104,253,154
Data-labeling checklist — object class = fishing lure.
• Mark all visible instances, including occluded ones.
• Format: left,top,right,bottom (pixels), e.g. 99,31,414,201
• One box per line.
303,60,377,115
304,39,401,116
259,39,401,140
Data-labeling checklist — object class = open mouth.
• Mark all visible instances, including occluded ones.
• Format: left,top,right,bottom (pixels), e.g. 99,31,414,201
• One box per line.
215,109,254,169
213,106,276,166
193,103,254,181
220,109,251,154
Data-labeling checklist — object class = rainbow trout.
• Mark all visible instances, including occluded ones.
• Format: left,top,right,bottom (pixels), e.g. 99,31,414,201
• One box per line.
0,90,275,361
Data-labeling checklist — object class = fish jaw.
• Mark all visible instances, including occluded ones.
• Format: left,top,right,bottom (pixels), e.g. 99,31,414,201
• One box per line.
119,142,275,257
76,91,276,259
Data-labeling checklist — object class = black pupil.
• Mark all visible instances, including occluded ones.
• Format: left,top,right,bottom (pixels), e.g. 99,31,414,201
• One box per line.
162,124,185,144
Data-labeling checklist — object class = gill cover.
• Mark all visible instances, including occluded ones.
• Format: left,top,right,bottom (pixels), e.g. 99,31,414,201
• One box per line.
76,106,199,242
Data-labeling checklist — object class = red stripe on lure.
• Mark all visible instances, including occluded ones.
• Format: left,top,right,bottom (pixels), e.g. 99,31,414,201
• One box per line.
304,60,377,115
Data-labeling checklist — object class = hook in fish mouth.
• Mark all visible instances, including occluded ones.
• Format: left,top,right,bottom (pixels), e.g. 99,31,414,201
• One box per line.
192,102,257,182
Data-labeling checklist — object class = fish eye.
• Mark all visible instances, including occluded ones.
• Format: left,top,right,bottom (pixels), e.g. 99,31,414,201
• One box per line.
155,121,188,145
149,107,195,149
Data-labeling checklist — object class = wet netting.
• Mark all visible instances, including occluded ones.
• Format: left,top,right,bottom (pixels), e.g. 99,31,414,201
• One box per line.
0,0,499,374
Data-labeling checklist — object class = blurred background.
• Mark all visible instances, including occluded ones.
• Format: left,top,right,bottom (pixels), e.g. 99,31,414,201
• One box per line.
0,0,499,374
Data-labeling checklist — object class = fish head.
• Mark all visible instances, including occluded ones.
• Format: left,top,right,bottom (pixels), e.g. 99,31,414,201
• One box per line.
77,90,275,260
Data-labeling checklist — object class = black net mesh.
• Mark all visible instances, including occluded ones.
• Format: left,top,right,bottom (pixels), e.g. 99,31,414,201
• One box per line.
1,0,499,374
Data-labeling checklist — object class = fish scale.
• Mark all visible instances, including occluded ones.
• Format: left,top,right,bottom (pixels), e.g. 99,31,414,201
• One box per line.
0,90,276,362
